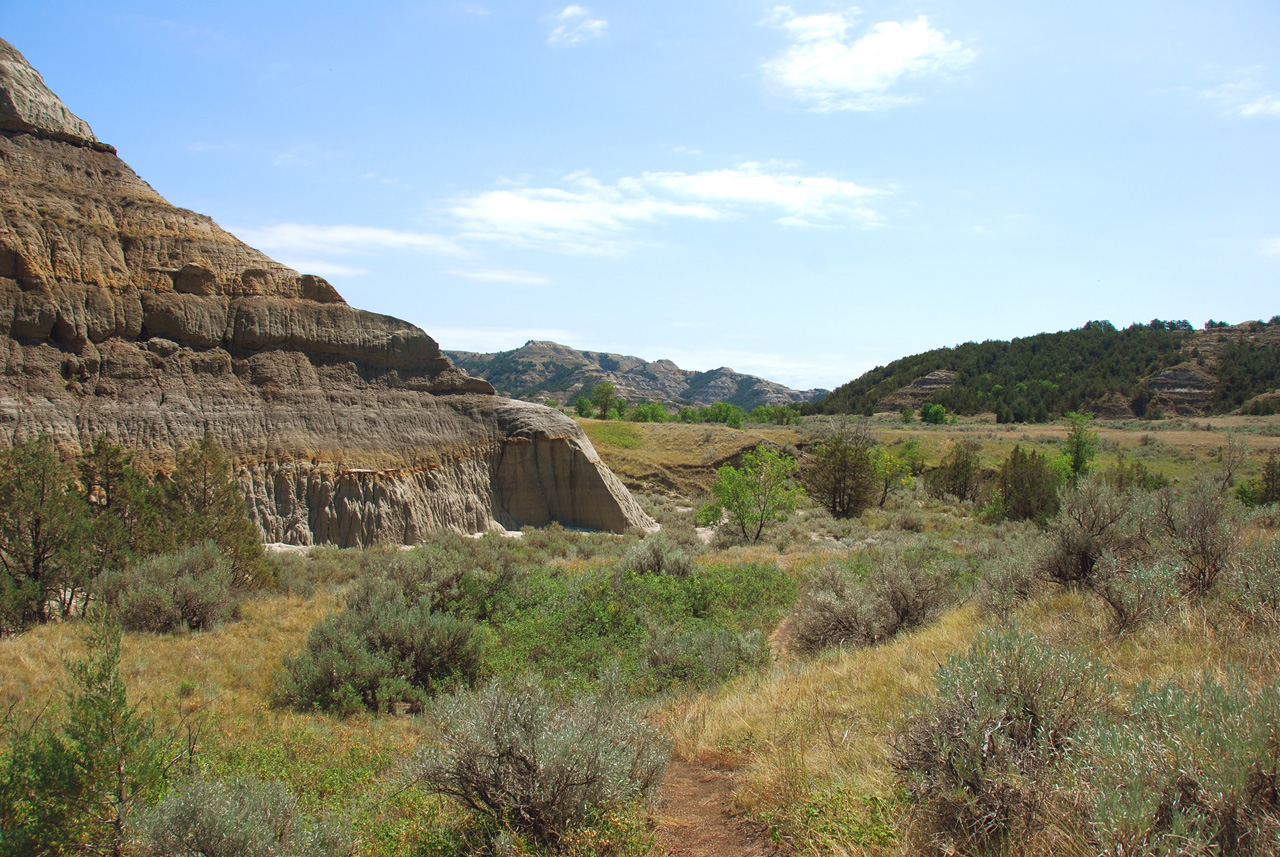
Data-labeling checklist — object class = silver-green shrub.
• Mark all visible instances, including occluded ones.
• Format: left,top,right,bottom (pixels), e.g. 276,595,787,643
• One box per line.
409,677,670,847
1082,675,1280,856
892,629,1112,854
94,541,236,632
135,774,351,857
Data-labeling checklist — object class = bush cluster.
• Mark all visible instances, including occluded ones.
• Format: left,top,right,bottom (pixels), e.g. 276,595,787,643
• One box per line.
93,542,237,632
274,575,484,715
409,677,670,847
135,774,352,857
793,553,949,654
892,630,1113,854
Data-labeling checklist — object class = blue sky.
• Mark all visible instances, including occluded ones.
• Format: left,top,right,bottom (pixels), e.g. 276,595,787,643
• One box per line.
4,1,1278,390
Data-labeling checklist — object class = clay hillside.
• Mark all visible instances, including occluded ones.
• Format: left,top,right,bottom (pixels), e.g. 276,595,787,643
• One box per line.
0,37,654,545
447,340,827,410
813,318,1280,421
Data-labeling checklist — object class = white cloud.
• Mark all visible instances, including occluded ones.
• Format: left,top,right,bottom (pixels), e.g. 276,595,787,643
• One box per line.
1263,238,1280,256
763,7,975,111
443,268,552,285
448,164,881,254
232,223,469,258
548,5,608,45
1239,95,1280,117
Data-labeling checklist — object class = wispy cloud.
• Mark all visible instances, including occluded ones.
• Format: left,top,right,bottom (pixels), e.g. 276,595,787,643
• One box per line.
763,7,975,111
1204,75,1280,117
443,268,552,285
548,5,608,45
448,163,881,254
1263,238,1280,256
232,223,469,258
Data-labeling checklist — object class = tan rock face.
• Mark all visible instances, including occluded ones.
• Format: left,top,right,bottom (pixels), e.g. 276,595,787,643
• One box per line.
0,38,654,544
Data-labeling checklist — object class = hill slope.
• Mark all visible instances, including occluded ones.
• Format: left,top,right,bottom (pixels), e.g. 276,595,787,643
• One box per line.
447,340,827,410
812,318,1280,421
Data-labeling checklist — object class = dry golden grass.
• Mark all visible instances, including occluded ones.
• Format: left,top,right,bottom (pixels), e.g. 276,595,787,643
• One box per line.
582,419,799,494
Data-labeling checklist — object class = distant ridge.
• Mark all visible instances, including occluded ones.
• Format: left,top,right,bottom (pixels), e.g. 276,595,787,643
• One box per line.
811,318,1280,422
447,341,827,410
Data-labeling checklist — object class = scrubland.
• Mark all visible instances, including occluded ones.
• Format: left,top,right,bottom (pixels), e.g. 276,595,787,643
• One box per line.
3,413,1280,856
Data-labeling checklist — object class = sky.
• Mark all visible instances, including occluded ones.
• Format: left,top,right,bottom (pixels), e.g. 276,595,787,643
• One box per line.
3,1,1279,391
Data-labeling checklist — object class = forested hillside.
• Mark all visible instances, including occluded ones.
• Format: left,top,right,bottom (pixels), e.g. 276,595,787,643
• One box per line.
811,318,1280,421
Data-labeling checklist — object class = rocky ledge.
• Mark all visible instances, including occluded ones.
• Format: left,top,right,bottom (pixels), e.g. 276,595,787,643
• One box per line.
0,37,654,544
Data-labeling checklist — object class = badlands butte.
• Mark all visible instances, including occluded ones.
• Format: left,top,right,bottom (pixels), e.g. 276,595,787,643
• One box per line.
0,37,654,545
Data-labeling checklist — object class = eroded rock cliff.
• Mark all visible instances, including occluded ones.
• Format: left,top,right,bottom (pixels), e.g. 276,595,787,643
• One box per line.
0,37,654,544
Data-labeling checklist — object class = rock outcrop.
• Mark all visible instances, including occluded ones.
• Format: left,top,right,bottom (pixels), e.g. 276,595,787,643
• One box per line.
0,37,654,544
876,369,959,411
447,340,827,410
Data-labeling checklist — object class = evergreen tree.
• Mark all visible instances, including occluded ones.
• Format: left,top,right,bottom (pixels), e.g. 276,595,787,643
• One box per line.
0,436,90,632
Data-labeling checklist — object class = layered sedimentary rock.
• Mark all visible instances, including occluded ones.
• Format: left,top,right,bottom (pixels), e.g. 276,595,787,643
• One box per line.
0,37,654,544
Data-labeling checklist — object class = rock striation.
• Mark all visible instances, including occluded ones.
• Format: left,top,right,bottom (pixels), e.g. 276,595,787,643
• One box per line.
0,37,654,544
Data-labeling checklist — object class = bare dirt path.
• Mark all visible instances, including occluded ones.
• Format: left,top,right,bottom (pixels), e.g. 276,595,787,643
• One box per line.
652,759,788,857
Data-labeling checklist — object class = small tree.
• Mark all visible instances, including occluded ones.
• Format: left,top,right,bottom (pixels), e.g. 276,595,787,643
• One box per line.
590,381,617,420
573,396,594,418
0,435,91,632
872,446,915,507
0,624,183,856
702,448,805,542
991,445,1062,524
920,403,947,425
79,436,164,584
923,441,983,503
803,420,877,518
160,434,265,587
1062,412,1097,483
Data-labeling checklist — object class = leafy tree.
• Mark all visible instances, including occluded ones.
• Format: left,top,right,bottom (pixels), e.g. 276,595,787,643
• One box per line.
751,404,800,425
590,382,617,420
573,396,594,418
629,402,667,422
159,434,265,588
803,421,877,518
1062,412,1097,483
0,435,91,633
872,446,916,507
920,403,947,424
900,406,915,424
702,448,806,542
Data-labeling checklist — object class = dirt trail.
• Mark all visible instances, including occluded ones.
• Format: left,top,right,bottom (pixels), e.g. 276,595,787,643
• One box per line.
652,759,787,857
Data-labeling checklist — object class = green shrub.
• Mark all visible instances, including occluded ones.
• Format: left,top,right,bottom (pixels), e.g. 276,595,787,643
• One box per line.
642,626,766,689
1082,675,1280,856
923,440,982,503
619,533,691,578
274,575,484,715
94,542,237,632
629,402,668,422
134,774,352,857
892,630,1111,854
976,528,1045,622
408,677,669,847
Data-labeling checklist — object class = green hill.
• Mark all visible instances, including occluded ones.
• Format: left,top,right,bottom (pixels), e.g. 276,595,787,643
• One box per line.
810,318,1280,422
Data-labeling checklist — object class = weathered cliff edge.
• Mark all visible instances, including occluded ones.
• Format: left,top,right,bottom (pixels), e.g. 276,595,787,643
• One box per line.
0,37,654,544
